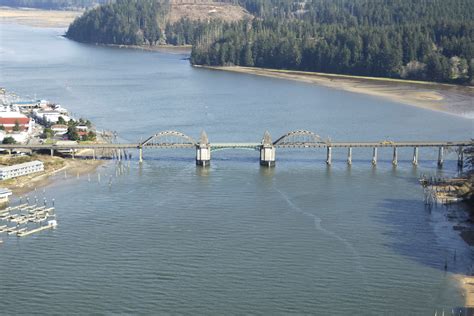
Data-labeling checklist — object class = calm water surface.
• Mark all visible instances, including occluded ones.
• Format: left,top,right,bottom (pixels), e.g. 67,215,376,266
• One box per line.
0,23,473,314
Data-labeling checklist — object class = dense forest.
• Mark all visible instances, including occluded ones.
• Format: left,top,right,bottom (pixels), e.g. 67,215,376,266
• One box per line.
0,0,110,9
66,0,474,84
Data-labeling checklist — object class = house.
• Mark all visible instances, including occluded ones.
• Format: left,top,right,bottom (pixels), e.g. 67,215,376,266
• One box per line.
76,125,88,132
11,100,40,110
51,124,68,135
32,109,71,124
0,130,30,144
0,112,34,133
0,160,44,180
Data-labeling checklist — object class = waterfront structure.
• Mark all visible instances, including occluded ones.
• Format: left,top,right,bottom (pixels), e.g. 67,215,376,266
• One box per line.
32,109,70,124
0,160,44,180
11,100,40,110
0,188,12,203
51,124,68,135
0,111,34,133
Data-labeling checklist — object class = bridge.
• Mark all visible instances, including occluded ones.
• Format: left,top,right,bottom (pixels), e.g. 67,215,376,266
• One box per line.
0,130,470,168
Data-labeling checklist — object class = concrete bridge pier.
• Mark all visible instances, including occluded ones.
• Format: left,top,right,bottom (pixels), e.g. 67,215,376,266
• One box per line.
438,146,444,168
260,131,275,167
196,145,211,166
326,147,332,165
372,148,377,165
392,147,398,166
412,147,419,166
50,149,54,157
458,147,464,169
260,145,276,167
196,131,211,167
138,147,143,163
347,147,352,165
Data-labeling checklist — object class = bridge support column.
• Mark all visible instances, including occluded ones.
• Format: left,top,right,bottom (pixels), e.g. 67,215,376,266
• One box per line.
138,147,143,163
260,131,275,167
326,147,332,165
50,149,54,157
438,146,444,168
392,147,398,166
92,149,96,160
347,147,352,165
412,147,419,166
260,145,275,167
458,147,464,169
372,147,377,165
196,131,211,167
196,145,211,166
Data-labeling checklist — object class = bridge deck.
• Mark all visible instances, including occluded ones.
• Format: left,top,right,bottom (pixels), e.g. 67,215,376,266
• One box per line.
0,141,469,150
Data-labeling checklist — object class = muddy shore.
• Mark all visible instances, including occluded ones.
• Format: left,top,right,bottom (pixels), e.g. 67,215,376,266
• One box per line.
198,66,474,119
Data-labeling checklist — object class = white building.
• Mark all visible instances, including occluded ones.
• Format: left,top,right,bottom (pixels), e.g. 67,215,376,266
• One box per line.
0,111,35,134
0,160,44,180
0,130,30,144
0,188,12,203
51,124,68,135
33,109,71,124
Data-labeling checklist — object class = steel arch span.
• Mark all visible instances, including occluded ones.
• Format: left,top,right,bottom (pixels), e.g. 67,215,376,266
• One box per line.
273,130,329,147
140,131,196,148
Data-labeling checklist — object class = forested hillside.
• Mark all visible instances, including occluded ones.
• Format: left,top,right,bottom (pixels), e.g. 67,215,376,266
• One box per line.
66,0,474,84
192,0,474,84
66,0,249,46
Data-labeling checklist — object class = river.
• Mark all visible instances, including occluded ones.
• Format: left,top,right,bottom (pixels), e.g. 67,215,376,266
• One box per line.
0,23,473,314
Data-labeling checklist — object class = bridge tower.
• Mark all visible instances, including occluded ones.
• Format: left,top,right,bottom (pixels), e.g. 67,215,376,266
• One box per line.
260,131,276,167
196,131,211,166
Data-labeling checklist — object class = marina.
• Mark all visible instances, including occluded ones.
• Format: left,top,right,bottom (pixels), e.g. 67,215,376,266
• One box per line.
0,201,57,241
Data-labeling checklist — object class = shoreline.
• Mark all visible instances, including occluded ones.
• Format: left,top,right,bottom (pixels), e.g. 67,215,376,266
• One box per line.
91,42,192,55
197,65,474,119
1,155,104,196
456,274,474,308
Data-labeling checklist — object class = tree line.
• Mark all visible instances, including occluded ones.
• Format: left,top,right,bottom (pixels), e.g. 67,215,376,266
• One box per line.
191,0,474,84
66,0,474,84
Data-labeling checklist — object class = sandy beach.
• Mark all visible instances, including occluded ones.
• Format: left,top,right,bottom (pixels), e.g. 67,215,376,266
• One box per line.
198,66,474,119
0,6,81,28
0,155,103,196
456,275,474,308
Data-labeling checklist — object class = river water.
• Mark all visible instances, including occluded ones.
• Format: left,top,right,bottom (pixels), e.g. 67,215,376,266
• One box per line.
0,23,473,314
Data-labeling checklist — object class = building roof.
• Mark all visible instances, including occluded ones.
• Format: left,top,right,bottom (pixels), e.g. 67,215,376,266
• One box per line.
51,124,68,129
0,112,28,119
0,160,44,172
0,117,29,125
0,188,12,196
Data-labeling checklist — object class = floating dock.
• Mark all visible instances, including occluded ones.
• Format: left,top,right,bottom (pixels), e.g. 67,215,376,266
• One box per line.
0,202,57,241
17,220,57,237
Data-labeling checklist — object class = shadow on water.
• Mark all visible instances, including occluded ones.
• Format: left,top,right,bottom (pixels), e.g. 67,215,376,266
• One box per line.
376,198,472,274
